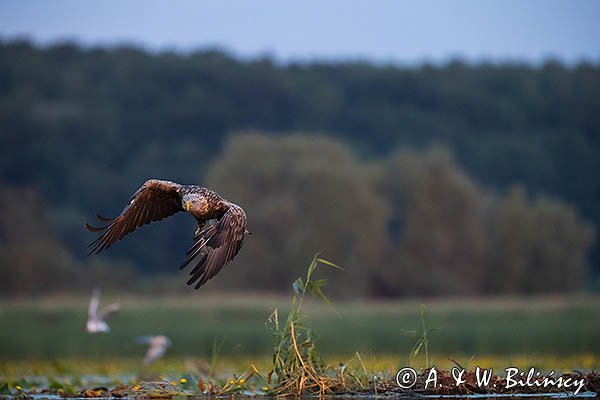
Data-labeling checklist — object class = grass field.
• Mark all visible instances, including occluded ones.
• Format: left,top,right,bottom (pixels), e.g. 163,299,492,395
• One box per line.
1,294,599,396
1,294,598,363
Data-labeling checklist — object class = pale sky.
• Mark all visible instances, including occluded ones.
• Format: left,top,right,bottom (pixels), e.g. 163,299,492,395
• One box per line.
1,0,599,64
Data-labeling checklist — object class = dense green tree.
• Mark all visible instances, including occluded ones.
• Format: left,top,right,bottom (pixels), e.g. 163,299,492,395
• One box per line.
374,147,489,296
0,186,76,296
206,133,389,297
1,40,598,294
486,185,595,294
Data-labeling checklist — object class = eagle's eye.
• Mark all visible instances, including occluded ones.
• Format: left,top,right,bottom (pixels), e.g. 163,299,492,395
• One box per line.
182,194,195,204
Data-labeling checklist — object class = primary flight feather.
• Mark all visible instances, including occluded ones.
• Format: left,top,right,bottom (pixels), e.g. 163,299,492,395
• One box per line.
86,179,249,289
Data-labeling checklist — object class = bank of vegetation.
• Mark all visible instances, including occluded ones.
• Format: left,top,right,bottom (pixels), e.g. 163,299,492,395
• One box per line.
1,41,598,297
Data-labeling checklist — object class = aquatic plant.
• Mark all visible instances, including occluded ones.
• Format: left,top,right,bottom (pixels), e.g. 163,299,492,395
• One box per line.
266,252,342,396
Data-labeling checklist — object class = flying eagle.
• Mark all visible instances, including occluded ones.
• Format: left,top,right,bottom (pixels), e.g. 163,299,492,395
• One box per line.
86,179,248,289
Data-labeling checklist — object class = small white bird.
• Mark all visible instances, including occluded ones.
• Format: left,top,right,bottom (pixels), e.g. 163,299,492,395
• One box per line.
138,335,172,366
86,288,121,333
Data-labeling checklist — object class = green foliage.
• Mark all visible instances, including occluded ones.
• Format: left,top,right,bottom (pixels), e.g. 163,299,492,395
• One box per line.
0,41,598,296
375,147,488,296
401,305,439,368
373,146,595,296
207,133,388,297
0,187,76,296
209,337,225,378
266,254,342,394
486,185,595,293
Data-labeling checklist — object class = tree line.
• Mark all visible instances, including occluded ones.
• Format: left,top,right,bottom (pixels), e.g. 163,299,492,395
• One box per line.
1,133,594,297
0,40,598,296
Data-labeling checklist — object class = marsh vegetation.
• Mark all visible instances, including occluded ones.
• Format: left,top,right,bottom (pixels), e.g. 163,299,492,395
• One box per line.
1,267,599,396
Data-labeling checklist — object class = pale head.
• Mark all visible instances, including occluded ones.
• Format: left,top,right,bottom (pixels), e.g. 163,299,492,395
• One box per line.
182,193,206,213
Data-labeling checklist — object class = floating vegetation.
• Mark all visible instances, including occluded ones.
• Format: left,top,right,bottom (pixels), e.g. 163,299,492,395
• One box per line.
1,256,600,397
2,365,599,398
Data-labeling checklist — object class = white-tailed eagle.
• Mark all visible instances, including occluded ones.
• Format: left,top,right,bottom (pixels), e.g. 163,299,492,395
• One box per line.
86,179,249,289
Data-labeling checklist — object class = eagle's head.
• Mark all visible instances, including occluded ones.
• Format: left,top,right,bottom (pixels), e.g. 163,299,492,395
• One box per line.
182,193,206,213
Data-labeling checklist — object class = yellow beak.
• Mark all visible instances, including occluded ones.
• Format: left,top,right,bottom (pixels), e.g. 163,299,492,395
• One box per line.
184,201,191,212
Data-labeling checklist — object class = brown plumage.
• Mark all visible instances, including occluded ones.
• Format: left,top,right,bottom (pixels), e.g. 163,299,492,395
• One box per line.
86,179,248,289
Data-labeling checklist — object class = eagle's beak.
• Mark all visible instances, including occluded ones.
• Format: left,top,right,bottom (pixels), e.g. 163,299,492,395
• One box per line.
184,201,191,212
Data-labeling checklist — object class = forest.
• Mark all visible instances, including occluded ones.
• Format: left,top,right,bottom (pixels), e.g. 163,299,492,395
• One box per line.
1,40,598,297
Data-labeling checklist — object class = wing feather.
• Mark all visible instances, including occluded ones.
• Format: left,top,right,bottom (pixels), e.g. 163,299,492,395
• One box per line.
85,222,108,232
99,303,121,320
181,203,247,289
86,180,184,254
96,213,114,222
88,288,100,319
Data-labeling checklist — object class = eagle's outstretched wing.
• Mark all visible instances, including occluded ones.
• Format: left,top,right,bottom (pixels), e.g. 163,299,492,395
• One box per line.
180,203,247,289
86,179,183,254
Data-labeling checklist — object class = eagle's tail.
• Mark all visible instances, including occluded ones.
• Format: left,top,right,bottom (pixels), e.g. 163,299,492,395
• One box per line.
179,203,247,289
179,224,218,271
